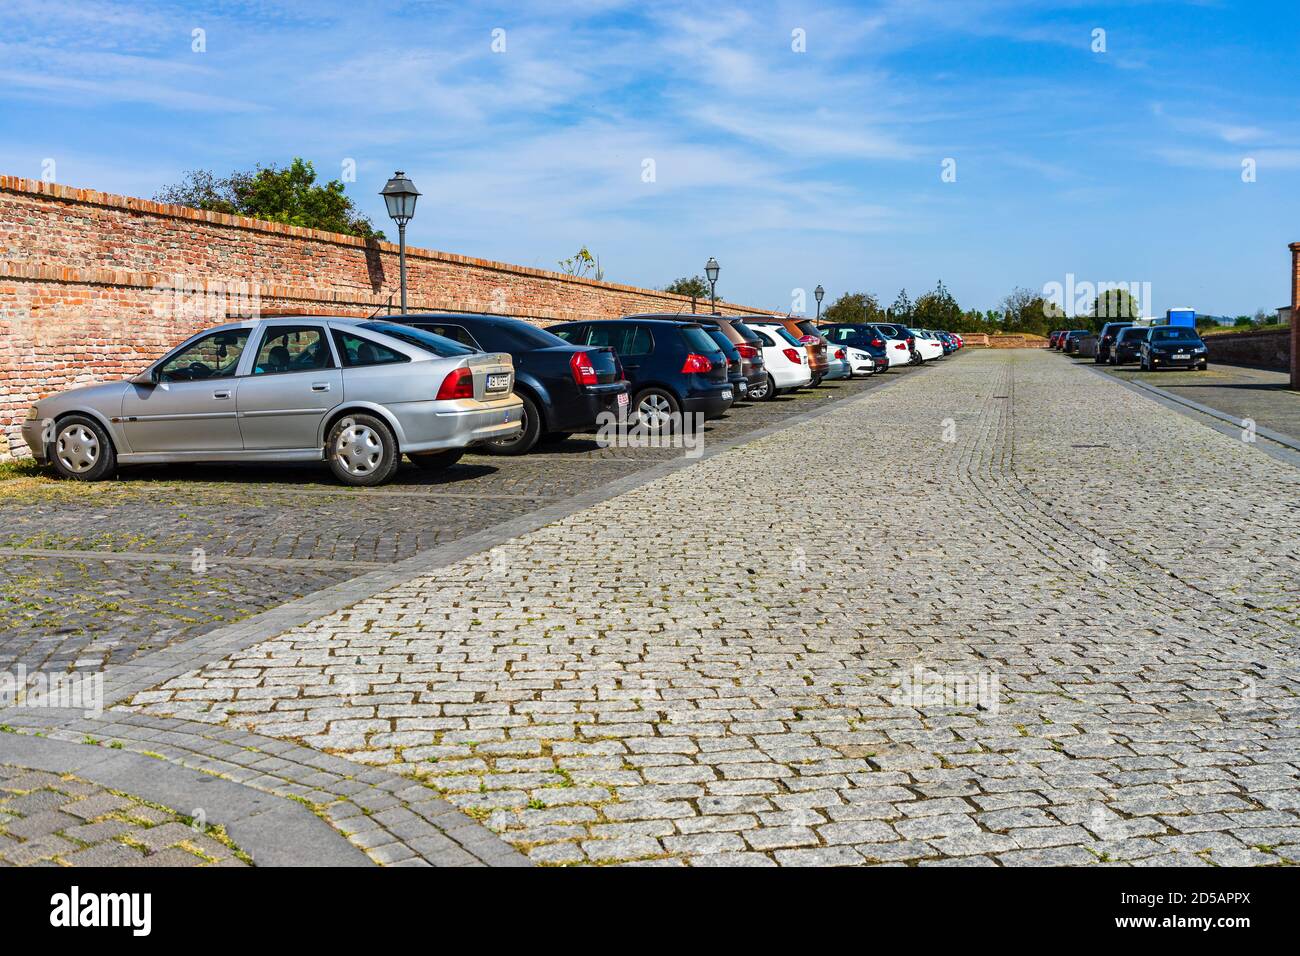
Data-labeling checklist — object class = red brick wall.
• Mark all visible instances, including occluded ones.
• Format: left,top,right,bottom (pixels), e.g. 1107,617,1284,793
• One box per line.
1201,327,1291,371
1291,242,1299,388
0,175,775,459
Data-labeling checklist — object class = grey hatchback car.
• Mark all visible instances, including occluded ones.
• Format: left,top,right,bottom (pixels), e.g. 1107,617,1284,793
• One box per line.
22,317,524,486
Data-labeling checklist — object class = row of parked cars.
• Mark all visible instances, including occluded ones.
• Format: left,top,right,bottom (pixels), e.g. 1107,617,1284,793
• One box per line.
1050,323,1210,370
22,312,964,486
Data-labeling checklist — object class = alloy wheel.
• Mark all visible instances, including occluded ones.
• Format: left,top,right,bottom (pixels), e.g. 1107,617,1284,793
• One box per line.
637,393,673,429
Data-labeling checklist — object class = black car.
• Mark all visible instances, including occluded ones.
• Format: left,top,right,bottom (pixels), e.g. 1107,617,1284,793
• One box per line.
701,326,751,401
547,318,734,425
1062,330,1090,354
1094,321,1134,364
1140,326,1209,371
819,324,890,373
1111,325,1148,365
401,313,627,455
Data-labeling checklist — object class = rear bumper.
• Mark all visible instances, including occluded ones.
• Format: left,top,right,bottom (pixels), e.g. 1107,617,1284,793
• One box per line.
682,389,734,418
551,383,629,431
395,394,525,452
769,365,812,389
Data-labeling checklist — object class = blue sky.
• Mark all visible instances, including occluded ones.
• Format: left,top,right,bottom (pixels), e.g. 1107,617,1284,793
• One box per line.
4,0,1298,316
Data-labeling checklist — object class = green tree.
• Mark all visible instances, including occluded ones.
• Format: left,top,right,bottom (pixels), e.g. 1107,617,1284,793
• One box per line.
1089,288,1142,330
821,291,884,325
912,279,962,329
156,158,384,239
889,289,913,321
1001,287,1061,337
663,275,711,298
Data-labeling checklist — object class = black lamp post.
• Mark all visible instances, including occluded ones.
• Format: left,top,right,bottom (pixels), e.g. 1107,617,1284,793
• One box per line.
814,284,825,321
380,171,420,314
705,257,720,314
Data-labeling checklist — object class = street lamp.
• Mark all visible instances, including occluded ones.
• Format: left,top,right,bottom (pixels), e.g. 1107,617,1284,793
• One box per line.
380,171,421,314
814,284,825,321
705,257,720,314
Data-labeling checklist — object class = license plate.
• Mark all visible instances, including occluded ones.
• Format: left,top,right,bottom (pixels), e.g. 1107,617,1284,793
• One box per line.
738,382,748,396
617,392,629,408
721,388,733,401
1173,354,1189,360
486,373,510,391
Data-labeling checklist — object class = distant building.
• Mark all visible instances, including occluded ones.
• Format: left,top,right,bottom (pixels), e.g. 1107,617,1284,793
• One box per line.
1276,306,1293,325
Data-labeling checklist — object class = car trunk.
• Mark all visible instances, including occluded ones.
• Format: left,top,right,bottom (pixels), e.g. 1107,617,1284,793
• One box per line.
464,351,515,402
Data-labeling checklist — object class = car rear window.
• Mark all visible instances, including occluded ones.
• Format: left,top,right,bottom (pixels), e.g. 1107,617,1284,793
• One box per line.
358,321,477,357
729,321,763,345
491,321,570,350
679,326,721,353
705,328,739,357
1119,328,1146,341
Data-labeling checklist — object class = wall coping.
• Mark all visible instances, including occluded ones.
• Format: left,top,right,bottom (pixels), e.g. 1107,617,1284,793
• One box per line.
0,174,775,315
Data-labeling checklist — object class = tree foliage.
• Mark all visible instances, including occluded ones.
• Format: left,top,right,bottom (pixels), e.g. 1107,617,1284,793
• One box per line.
156,158,384,239
663,275,711,298
822,291,884,325
558,245,604,281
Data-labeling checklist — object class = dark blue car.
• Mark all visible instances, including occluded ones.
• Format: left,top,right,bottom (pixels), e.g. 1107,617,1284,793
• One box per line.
547,318,734,426
402,313,627,454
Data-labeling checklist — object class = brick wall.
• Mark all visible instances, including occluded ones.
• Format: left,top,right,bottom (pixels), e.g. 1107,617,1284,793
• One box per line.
1202,327,1291,371
1291,242,1299,388
0,175,776,459
963,333,1050,348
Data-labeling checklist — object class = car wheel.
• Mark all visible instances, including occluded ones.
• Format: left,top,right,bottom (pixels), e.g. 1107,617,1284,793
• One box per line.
748,376,770,401
327,413,400,486
50,415,116,481
407,449,464,471
481,393,541,456
633,388,680,431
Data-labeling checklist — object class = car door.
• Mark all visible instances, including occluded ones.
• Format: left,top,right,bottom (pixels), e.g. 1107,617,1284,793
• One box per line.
235,323,342,450
121,328,251,453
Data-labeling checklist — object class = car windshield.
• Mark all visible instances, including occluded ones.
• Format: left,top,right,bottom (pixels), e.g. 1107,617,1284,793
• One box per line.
680,325,722,353
1150,328,1199,342
358,321,478,357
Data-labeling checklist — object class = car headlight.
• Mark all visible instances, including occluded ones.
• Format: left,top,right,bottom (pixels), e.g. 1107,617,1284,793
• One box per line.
25,406,39,421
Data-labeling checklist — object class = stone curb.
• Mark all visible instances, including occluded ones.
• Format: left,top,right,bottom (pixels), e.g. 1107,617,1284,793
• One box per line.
0,730,370,866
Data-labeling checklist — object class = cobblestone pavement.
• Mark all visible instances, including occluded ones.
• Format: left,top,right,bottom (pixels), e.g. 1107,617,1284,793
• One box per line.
1103,359,1300,444
0,765,249,866
125,349,1300,866
1,377,880,673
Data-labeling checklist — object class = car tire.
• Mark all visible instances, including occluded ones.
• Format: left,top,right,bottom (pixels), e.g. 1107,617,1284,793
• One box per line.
407,449,465,471
481,393,541,456
748,375,772,401
50,415,117,481
327,413,400,486
632,387,680,431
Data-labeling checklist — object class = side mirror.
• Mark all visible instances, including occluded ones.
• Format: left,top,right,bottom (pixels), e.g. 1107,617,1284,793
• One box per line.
130,369,158,387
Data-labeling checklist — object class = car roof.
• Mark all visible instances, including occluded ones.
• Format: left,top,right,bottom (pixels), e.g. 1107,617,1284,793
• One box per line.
398,312,522,326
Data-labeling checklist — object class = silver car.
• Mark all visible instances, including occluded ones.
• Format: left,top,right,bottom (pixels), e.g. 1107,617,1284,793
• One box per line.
21,316,524,486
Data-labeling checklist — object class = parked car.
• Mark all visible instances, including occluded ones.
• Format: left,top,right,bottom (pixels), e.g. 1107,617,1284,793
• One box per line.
819,324,890,374
1111,325,1148,365
700,325,752,399
1139,325,1209,371
547,318,733,425
1062,330,1090,354
627,314,767,399
746,322,813,399
399,313,627,455
743,316,829,384
822,341,852,380
872,322,927,364
1049,330,1067,349
22,317,524,485
936,331,958,355
1094,322,1135,364
910,328,947,362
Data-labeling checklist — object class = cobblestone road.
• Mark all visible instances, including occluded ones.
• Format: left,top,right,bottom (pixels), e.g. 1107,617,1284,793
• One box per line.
127,349,1300,866
1,379,877,673
0,765,249,866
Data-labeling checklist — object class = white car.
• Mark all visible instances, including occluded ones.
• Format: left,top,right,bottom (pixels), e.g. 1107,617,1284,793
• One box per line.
842,345,877,376
747,322,813,399
914,329,946,361
868,325,915,367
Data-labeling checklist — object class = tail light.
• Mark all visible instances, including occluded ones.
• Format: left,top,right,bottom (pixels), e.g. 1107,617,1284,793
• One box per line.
735,344,758,359
436,367,474,400
569,351,599,386
834,348,846,360
894,343,907,350
783,348,802,364
681,353,713,374
798,335,818,345
871,338,883,347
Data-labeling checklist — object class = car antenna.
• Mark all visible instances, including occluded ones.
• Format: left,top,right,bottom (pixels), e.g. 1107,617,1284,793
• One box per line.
366,293,395,320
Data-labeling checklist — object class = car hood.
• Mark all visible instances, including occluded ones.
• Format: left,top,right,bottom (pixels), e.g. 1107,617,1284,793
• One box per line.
35,379,131,416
